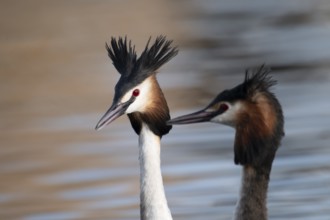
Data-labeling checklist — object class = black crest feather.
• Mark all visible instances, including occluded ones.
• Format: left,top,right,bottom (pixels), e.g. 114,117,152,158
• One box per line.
105,36,177,137
106,35,178,84
233,65,284,168
135,36,178,76
208,65,278,105
106,37,137,76
107,36,178,105
243,65,277,97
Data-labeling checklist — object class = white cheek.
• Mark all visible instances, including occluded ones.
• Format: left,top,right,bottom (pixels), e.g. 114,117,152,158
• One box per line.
210,111,236,127
122,78,152,114
210,101,243,127
126,96,146,113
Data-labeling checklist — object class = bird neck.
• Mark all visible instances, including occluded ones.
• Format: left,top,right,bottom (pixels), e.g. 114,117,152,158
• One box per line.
234,165,271,220
138,124,172,220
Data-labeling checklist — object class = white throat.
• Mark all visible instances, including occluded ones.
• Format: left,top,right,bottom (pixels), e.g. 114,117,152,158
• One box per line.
138,124,172,220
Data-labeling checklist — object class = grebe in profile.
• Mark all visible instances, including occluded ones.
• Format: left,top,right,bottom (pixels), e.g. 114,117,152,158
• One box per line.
168,65,284,220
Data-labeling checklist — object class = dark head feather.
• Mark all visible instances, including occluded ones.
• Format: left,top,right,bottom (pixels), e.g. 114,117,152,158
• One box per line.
105,36,177,137
243,65,277,99
106,35,178,83
232,65,284,168
135,36,179,79
207,65,283,167
106,37,137,76
107,36,178,104
208,65,277,106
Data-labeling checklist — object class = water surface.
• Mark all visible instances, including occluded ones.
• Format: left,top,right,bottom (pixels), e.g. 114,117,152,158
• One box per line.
1,1,330,220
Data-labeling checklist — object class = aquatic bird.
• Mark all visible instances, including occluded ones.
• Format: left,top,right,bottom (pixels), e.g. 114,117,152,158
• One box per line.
167,65,284,220
95,36,178,220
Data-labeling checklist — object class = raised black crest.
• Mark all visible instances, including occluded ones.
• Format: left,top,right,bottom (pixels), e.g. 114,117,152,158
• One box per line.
243,65,277,98
106,35,178,83
106,36,178,103
105,36,177,137
233,65,284,168
207,65,278,107
106,36,137,76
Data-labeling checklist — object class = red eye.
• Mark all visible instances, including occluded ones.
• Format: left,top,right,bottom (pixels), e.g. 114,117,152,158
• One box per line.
219,103,229,112
132,89,140,97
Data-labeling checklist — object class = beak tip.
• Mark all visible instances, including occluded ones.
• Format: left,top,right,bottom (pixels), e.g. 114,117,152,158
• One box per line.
95,121,106,131
94,101,130,131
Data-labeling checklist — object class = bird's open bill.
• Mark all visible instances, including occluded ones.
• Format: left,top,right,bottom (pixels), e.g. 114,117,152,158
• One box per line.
167,108,216,125
95,100,132,131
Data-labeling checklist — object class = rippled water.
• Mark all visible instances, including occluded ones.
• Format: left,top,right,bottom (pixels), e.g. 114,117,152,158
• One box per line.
1,1,330,220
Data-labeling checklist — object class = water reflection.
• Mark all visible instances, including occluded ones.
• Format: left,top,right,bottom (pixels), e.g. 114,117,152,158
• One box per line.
1,0,330,220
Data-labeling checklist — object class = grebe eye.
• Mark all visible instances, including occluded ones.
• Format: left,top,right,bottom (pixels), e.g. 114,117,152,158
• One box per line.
132,89,140,97
219,103,229,112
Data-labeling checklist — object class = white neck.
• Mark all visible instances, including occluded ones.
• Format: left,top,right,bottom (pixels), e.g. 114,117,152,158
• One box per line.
138,124,173,220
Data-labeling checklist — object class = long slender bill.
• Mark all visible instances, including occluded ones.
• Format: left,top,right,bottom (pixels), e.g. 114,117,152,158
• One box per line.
167,109,216,125
95,102,130,131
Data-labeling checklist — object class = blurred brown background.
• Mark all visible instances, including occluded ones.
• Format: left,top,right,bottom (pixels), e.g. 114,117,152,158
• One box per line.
1,1,330,220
